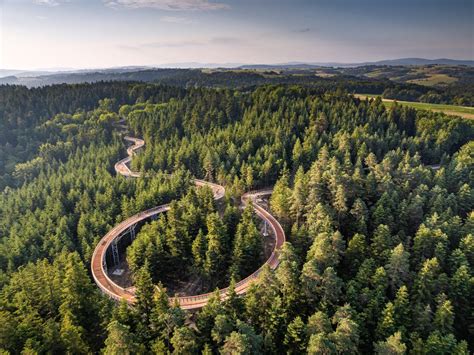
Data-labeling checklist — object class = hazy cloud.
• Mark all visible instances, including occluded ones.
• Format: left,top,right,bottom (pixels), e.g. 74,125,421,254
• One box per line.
104,0,230,11
210,37,246,45
144,37,249,48
294,28,312,33
120,36,248,52
33,0,63,6
142,40,204,48
160,16,196,24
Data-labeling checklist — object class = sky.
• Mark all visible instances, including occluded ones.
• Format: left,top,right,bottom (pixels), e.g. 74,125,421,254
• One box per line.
0,0,472,70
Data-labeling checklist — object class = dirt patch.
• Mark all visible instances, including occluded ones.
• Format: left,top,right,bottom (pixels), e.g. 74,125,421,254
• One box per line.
108,259,134,288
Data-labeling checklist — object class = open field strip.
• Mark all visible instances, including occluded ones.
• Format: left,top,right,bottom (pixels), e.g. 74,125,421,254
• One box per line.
354,94,474,119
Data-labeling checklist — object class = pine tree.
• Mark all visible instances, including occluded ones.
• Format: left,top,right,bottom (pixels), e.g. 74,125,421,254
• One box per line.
333,184,348,223
245,165,254,189
377,302,397,341
386,243,410,295
59,252,102,350
284,316,307,354
221,332,249,355
330,305,359,354
320,267,343,309
60,311,89,354
275,243,300,313
203,150,216,182
374,332,407,355
103,321,142,355
300,258,322,309
433,295,454,335
345,233,367,273
292,138,304,172
211,314,234,346
350,198,369,235
307,333,336,355
223,203,240,245
393,286,410,337
371,224,395,264
224,278,244,320
170,326,197,354
290,166,308,225
449,265,471,337
204,213,227,284
307,311,332,336
192,229,207,271
133,263,155,344
244,265,278,332
196,289,224,344
270,169,292,223
230,205,263,280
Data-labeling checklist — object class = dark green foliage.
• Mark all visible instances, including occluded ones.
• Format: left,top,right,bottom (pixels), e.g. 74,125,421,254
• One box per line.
0,82,472,354
0,252,109,353
127,188,265,292
230,204,264,280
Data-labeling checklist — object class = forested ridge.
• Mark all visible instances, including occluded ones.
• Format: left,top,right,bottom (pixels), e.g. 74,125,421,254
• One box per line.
0,82,473,354
2,65,473,106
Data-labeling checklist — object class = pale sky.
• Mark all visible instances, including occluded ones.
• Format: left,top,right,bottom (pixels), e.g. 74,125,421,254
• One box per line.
0,0,473,70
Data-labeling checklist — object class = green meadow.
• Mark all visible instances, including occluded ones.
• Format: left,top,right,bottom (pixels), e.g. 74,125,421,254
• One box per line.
355,94,474,119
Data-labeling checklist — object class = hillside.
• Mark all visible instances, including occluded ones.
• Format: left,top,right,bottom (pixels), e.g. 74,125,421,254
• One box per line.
0,82,472,354
2,64,473,106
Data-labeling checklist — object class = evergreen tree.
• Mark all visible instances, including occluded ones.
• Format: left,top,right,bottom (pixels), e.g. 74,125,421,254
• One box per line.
270,169,292,223
284,316,307,354
133,263,155,344
230,204,263,280
192,229,207,271
290,166,308,224
103,321,142,355
275,242,300,313
385,243,410,295
374,332,407,355
204,213,227,284
171,326,197,354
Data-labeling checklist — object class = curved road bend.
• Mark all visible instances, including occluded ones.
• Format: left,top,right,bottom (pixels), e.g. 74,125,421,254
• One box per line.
91,135,285,310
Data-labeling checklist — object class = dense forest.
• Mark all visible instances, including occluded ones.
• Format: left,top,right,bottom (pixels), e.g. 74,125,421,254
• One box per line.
2,65,473,106
0,82,473,354
127,187,264,294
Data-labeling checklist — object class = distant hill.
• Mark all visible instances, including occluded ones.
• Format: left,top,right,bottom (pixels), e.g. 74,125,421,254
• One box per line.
0,67,154,79
238,63,323,70
0,69,200,87
239,58,474,69
1,59,473,88
0,69,56,78
359,58,474,67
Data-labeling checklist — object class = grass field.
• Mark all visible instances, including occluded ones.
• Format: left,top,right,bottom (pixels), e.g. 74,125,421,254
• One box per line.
355,94,474,120
407,73,458,86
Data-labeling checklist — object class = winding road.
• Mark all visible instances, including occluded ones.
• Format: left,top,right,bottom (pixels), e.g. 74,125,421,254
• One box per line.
91,134,285,310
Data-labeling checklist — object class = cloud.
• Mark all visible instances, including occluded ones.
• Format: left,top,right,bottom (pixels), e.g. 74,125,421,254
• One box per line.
210,37,245,45
142,40,204,48
33,0,61,5
294,28,312,33
104,0,229,11
160,16,196,24
144,37,248,48
120,36,249,52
